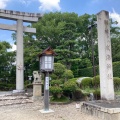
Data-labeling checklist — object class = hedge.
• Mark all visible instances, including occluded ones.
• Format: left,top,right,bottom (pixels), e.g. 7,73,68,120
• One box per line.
78,61,120,77
0,83,15,91
80,77,93,89
113,77,120,90
78,66,99,77
79,76,120,90
92,75,100,88
113,61,120,77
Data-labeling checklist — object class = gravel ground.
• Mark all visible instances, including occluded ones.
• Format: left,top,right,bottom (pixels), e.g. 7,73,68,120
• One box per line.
0,100,101,120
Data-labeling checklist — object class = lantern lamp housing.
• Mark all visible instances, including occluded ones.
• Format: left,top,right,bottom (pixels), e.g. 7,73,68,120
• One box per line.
39,47,56,73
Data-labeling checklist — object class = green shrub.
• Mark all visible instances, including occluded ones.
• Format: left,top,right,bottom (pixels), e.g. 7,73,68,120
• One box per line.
93,89,100,100
25,83,33,88
24,80,29,85
50,86,63,96
7,84,15,90
53,63,66,78
92,75,100,88
63,81,77,93
69,78,78,82
50,95,70,103
80,77,92,89
50,74,58,80
113,61,120,77
50,80,63,86
113,77,120,90
0,83,15,91
62,70,74,81
73,88,84,100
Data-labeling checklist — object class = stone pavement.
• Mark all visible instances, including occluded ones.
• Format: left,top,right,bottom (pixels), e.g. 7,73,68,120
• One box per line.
0,91,101,120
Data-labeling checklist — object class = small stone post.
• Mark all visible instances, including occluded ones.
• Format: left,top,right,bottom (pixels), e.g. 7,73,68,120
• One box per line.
32,71,43,101
97,10,115,100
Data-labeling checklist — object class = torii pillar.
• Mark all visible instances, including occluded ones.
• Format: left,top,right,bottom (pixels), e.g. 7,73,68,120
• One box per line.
0,9,42,93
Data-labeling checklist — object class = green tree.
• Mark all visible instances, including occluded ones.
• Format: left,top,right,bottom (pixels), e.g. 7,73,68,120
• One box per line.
22,12,120,77
32,12,83,69
110,20,120,62
0,41,15,82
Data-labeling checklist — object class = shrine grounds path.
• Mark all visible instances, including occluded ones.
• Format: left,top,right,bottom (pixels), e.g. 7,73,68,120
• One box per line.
0,99,101,120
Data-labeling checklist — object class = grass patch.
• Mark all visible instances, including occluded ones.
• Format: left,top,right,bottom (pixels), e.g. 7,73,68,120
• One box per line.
50,95,70,103
82,87,96,94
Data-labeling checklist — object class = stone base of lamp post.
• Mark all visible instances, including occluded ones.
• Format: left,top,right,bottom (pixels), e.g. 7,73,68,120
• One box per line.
39,109,54,113
32,82,43,101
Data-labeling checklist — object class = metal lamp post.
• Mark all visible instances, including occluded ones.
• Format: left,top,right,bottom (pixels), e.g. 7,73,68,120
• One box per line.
39,47,56,113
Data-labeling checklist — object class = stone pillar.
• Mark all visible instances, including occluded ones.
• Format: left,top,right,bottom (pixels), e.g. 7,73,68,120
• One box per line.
32,82,43,101
97,10,115,100
13,19,24,93
32,71,43,101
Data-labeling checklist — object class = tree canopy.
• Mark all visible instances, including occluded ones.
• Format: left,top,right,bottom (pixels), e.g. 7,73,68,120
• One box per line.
0,12,120,79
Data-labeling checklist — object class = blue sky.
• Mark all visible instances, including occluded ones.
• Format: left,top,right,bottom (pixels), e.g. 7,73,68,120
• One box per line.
0,0,120,50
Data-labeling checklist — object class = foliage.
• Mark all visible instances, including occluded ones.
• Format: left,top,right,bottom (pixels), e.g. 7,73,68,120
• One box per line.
0,41,16,82
78,61,120,78
50,74,58,80
93,89,100,100
92,75,100,88
62,69,74,81
0,12,120,84
50,80,63,86
31,12,100,71
113,61,120,77
51,63,66,79
63,80,77,93
54,63,66,79
24,80,33,89
50,95,70,103
73,88,84,100
50,86,63,96
78,66,99,77
25,83,33,89
50,62,78,99
113,77,120,90
69,78,78,82
51,63,75,82
0,82,15,91
80,77,93,89
82,88,95,94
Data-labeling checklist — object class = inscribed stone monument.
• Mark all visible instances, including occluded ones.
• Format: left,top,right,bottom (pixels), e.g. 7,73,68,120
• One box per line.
97,10,114,100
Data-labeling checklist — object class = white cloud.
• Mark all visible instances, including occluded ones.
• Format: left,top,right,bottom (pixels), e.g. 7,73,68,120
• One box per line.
19,0,33,6
9,44,16,52
38,0,61,12
0,0,10,9
110,9,120,26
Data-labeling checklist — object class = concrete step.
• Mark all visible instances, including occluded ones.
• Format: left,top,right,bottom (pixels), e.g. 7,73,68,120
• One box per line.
0,95,33,106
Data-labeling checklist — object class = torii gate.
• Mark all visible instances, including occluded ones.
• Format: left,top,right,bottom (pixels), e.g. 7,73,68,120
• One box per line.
0,9,42,93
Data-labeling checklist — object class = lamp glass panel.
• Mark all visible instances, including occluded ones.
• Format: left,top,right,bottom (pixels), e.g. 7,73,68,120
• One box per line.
45,56,52,69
